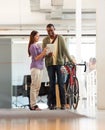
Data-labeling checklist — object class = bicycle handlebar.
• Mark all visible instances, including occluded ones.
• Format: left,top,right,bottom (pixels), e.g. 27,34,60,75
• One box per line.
76,61,87,72
64,61,87,72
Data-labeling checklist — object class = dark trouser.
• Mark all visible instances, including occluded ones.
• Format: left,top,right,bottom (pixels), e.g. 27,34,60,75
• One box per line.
47,65,65,107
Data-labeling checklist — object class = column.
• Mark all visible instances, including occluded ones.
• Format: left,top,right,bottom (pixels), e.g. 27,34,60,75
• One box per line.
0,38,12,108
75,0,83,101
97,0,105,109
76,0,82,63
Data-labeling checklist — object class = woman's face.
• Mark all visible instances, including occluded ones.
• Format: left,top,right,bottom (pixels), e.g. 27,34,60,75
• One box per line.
34,33,40,42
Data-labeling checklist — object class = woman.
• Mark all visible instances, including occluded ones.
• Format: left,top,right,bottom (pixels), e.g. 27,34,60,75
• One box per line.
28,30,47,110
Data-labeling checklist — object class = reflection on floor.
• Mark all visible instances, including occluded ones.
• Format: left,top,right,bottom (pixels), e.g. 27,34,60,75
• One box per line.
0,108,105,130
0,96,103,129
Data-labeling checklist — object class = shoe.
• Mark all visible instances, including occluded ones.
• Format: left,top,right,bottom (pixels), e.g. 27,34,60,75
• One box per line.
65,104,70,109
61,104,65,110
49,105,56,110
30,105,41,111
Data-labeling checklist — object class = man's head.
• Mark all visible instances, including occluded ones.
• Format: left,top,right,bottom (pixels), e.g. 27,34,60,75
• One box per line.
46,24,56,38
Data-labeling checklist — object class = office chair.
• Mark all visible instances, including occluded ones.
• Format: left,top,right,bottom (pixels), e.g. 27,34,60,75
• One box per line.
12,85,23,107
22,75,31,108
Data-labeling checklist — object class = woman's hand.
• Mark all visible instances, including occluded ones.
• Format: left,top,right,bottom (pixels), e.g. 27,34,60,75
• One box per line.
42,47,48,56
34,47,48,60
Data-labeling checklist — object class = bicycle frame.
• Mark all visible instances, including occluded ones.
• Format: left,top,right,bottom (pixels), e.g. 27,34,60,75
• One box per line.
64,62,86,86
64,61,86,109
64,64,76,86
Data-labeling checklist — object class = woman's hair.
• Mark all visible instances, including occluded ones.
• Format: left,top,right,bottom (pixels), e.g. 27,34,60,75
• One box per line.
28,30,38,56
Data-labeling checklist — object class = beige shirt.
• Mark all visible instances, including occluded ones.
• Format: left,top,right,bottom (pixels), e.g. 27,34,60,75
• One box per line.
50,37,58,65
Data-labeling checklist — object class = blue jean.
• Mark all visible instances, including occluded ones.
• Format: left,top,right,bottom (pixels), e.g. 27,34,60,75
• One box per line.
47,65,65,106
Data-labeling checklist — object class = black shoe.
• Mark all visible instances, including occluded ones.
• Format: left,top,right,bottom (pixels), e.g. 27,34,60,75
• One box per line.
61,104,65,110
49,105,56,110
30,105,41,111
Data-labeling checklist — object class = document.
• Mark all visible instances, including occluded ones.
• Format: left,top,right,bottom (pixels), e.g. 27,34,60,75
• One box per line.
46,44,55,55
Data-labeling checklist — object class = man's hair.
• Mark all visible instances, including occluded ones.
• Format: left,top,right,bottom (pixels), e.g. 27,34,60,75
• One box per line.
46,23,55,28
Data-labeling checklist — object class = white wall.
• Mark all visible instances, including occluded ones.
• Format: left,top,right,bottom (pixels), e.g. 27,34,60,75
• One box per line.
12,40,49,85
82,0,96,9
12,42,31,85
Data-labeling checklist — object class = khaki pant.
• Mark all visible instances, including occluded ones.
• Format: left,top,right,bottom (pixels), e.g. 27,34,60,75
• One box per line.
30,68,43,107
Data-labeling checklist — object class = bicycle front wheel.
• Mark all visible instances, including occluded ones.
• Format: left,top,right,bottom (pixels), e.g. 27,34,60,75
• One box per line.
73,77,79,109
66,84,74,109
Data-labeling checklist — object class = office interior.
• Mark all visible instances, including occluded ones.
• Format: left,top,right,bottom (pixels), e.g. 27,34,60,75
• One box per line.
0,0,105,130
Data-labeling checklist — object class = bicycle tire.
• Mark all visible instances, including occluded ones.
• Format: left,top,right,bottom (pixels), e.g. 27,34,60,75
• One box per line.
73,77,79,109
66,84,73,109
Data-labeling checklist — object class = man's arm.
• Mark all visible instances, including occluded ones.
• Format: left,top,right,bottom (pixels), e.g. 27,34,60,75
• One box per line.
60,36,75,64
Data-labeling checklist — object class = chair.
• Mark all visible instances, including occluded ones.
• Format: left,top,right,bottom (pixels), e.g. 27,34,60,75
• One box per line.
12,85,24,107
22,75,31,108
23,75,31,97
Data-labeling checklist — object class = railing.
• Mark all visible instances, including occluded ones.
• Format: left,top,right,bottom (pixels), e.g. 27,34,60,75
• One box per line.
86,69,97,107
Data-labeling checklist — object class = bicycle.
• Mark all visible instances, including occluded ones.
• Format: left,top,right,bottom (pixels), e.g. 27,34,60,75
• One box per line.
63,61,86,109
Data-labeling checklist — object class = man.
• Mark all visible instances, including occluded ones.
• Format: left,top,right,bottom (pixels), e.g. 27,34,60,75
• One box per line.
42,24,74,110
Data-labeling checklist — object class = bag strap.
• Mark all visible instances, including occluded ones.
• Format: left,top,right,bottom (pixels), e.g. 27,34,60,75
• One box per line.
51,35,58,44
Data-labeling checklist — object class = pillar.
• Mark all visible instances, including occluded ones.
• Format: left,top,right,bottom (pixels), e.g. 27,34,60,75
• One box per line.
96,0,105,109
0,38,12,108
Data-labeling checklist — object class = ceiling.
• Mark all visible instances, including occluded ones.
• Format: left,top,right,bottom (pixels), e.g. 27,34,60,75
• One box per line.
0,0,96,35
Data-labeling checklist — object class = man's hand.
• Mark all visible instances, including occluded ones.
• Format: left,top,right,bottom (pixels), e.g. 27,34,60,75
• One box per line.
47,52,53,57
